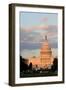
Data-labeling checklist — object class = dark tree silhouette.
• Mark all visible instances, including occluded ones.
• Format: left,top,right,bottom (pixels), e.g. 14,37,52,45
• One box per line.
29,62,32,70
20,56,29,72
51,58,58,72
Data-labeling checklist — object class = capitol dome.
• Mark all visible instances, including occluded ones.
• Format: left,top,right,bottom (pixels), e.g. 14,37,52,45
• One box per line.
28,35,53,69
40,35,53,68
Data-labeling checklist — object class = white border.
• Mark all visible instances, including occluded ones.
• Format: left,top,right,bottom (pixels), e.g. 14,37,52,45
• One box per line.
15,6,63,84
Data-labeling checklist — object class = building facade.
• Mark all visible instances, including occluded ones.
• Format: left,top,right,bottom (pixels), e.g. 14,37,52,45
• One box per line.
28,35,53,69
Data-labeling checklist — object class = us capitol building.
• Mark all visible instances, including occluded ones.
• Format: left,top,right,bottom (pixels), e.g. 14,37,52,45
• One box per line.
28,35,53,69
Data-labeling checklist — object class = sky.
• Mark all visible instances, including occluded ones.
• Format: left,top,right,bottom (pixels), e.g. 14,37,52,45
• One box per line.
19,11,58,58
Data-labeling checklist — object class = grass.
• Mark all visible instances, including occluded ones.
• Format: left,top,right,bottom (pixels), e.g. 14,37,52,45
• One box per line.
20,70,58,78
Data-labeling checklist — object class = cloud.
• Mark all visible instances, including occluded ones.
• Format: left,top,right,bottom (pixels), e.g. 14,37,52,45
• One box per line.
52,48,58,57
20,24,57,43
21,25,48,32
20,26,57,44
20,39,58,53
20,42,41,51
20,24,58,54
40,17,48,22
20,48,58,58
21,49,40,58
21,24,57,32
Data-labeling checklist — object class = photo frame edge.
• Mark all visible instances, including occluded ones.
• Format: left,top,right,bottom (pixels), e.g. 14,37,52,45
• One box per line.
9,4,15,86
9,3,65,86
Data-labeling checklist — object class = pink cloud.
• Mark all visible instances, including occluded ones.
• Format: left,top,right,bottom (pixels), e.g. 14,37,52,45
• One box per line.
22,25,48,32
47,32,57,37
22,24,57,32
40,17,48,22
48,25,57,30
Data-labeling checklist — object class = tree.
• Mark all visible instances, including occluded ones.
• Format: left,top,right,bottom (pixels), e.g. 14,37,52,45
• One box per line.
20,56,29,72
51,58,58,72
29,62,32,70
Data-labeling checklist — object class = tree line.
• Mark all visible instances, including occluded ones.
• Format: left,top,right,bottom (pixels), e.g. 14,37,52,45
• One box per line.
20,56,32,72
20,56,58,72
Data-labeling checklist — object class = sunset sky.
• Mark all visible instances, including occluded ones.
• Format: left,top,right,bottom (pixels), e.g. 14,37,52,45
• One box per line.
19,12,58,58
